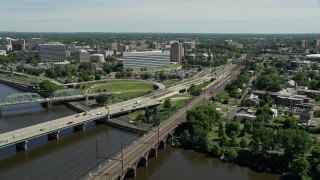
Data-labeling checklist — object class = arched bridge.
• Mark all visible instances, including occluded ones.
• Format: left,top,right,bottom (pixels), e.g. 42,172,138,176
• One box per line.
0,89,85,107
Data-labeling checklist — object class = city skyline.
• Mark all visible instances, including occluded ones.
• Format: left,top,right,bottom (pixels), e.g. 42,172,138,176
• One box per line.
1,0,320,33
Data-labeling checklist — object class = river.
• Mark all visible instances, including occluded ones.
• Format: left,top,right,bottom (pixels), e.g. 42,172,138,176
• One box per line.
0,83,280,180
128,145,280,180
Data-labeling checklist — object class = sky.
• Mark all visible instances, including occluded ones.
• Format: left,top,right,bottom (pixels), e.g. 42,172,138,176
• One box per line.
0,0,320,33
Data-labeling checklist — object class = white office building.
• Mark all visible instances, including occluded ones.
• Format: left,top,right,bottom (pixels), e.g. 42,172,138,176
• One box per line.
38,44,67,63
123,51,170,68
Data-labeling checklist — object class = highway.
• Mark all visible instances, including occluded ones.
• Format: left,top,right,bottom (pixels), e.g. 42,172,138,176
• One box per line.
0,97,160,148
88,65,240,180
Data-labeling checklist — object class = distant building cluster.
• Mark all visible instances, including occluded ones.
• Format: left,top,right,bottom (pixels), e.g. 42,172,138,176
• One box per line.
297,39,320,49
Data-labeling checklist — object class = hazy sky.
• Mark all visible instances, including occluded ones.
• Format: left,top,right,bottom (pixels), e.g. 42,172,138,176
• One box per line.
1,0,320,33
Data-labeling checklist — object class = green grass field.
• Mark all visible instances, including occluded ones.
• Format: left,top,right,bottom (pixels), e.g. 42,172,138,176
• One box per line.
92,82,153,92
111,91,150,102
162,80,180,87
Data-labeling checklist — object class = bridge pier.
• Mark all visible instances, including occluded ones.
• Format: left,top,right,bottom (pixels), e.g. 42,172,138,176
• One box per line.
16,140,28,151
137,157,148,167
41,102,52,108
48,131,60,140
125,167,136,179
74,122,86,131
158,140,166,149
149,148,157,158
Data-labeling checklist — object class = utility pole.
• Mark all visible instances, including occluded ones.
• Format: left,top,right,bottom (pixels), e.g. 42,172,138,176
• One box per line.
158,122,160,144
203,79,206,104
121,142,124,176
95,140,99,169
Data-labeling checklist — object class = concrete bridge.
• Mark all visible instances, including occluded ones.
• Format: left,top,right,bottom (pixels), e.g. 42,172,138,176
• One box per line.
0,97,161,151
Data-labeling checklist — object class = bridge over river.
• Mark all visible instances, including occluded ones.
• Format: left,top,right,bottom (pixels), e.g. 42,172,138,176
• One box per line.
0,96,161,150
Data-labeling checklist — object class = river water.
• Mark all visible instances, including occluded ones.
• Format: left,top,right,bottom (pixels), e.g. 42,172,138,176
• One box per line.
129,146,280,180
0,83,280,180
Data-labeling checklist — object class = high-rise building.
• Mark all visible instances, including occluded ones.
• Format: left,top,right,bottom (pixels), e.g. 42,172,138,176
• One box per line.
12,39,26,51
314,39,320,47
75,50,91,63
170,42,184,62
149,42,160,50
0,37,13,51
27,38,44,50
183,41,196,50
298,40,308,48
123,51,170,68
38,44,67,63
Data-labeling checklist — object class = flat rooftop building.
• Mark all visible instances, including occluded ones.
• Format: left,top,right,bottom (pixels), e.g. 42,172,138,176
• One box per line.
123,50,170,68
38,44,67,63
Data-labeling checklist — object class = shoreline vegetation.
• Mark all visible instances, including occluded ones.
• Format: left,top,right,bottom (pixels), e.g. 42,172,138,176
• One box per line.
173,104,320,180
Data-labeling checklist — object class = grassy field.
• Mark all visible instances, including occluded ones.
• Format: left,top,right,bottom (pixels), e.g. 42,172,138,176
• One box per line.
111,91,150,102
207,125,253,143
77,79,149,92
92,82,153,92
127,110,144,120
162,80,180,87
84,91,150,106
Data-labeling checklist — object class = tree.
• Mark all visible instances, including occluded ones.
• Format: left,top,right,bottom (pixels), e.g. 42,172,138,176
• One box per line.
239,138,248,148
136,113,145,122
225,120,240,137
163,99,172,109
105,55,117,62
95,94,109,106
254,74,284,92
210,143,221,157
95,74,101,80
259,94,275,107
230,131,239,147
243,120,253,132
277,129,312,157
289,156,310,179
152,107,158,116
159,72,168,81
251,127,275,154
311,143,320,158
283,116,298,129
315,164,320,180
39,80,63,94
188,84,202,96
180,130,191,147
145,109,152,122
224,148,238,161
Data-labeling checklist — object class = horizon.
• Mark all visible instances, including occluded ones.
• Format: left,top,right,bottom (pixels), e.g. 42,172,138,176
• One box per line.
1,0,320,33
1,31,320,35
